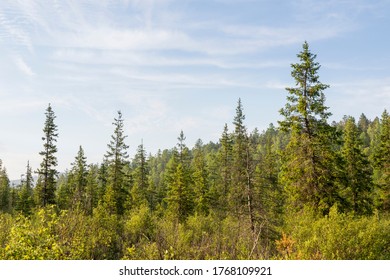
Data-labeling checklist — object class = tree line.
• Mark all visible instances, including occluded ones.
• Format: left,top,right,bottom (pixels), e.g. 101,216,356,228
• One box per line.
0,42,389,259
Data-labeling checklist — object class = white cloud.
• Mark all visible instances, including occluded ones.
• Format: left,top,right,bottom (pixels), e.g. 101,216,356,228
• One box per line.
14,56,34,76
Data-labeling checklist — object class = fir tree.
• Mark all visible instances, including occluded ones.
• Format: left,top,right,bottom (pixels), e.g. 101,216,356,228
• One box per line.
36,103,59,207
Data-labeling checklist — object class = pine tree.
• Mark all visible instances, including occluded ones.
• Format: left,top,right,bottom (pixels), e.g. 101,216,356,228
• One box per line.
36,103,59,207
279,42,341,215
341,117,373,214
104,111,129,215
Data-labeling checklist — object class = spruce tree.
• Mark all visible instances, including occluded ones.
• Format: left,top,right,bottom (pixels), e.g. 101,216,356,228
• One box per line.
165,131,194,221
341,117,373,214
70,146,88,209
230,98,248,216
166,162,194,221
192,139,210,215
131,142,149,208
230,98,256,232
36,103,59,207
104,111,129,215
279,42,341,215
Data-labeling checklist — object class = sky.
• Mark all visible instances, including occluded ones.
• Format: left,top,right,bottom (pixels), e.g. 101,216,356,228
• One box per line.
1,0,390,180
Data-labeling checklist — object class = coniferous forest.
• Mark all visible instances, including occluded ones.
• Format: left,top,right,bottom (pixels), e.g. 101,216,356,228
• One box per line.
1,42,390,260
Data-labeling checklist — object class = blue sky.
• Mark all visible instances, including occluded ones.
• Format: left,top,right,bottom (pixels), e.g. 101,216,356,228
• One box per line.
1,0,389,180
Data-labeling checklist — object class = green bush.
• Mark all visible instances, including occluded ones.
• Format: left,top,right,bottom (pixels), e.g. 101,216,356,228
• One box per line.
279,207,390,259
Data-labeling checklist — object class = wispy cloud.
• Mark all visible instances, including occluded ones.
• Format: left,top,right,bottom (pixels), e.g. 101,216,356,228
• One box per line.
14,55,34,76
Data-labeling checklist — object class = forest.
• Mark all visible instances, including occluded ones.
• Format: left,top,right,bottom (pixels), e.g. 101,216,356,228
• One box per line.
0,42,389,260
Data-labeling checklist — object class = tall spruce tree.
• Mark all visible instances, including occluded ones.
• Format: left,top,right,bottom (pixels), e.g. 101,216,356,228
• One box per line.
104,111,129,215
279,42,341,215
36,103,58,207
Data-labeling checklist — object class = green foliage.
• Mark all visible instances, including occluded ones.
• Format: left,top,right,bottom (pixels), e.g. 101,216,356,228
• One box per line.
279,207,390,259
2,207,63,259
2,42,389,260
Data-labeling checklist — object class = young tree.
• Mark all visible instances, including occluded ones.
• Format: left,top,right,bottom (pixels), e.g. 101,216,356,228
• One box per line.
279,42,341,215
104,111,129,215
36,104,59,207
